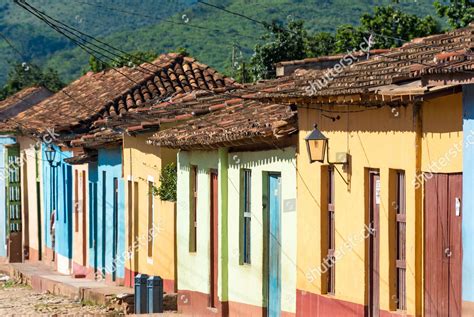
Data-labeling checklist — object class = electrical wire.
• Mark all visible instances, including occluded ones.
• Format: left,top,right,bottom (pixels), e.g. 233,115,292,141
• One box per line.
16,1,151,83
75,0,260,41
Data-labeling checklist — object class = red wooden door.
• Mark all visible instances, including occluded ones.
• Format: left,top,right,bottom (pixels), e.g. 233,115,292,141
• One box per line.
369,172,380,317
210,170,219,308
424,173,462,317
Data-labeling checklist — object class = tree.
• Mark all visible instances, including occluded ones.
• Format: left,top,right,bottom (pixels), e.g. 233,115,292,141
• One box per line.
306,32,335,58
0,62,64,100
360,6,440,49
250,20,307,80
333,25,366,54
155,162,177,202
434,0,474,29
85,51,159,73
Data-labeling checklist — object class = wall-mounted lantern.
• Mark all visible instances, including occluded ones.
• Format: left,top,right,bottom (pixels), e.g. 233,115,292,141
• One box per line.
304,124,328,163
305,124,349,166
45,145,58,167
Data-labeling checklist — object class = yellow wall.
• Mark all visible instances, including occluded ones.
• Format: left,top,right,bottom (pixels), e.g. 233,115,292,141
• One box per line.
123,133,177,285
421,94,463,173
296,94,462,316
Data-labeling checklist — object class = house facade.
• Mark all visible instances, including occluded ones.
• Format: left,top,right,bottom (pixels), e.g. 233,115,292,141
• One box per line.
0,87,51,263
122,133,177,290
149,96,298,316
66,53,238,288
278,25,474,317
42,144,73,274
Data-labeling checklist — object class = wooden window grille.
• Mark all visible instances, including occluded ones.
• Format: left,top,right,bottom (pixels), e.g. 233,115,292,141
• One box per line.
189,166,197,252
147,180,154,258
327,167,335,295
396,171,407,311
241,169,252,264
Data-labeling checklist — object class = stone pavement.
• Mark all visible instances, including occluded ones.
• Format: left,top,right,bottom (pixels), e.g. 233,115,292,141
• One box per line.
0,262,134,313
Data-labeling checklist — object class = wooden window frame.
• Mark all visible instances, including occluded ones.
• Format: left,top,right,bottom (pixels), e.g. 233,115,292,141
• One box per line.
189,165,198,252
240,169,252,265
327,166,335,295
396,171,407,311
74,169,79,232
147,178,155,259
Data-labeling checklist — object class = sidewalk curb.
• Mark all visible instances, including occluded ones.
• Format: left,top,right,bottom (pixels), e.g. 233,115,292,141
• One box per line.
0,263,134,312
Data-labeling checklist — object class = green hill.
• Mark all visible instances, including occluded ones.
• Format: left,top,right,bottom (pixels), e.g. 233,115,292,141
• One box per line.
1,0,439,85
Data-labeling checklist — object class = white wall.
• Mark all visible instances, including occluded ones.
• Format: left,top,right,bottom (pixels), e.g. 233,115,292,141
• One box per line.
227,147,297,313
177,150,219,295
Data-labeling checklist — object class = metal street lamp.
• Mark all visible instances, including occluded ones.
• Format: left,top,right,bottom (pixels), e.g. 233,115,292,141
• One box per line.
304,124,328,163
45,145,58,167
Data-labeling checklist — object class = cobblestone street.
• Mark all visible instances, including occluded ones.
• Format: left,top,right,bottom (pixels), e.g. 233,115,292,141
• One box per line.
0,276,120,316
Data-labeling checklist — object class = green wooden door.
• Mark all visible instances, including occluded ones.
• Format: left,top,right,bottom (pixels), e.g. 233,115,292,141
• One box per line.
6,144,22,262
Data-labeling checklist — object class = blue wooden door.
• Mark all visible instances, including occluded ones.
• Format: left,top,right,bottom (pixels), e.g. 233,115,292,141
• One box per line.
268,173,281,317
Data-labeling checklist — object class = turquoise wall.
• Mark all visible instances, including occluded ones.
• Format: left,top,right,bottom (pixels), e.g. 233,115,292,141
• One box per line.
463,85,474,303
91,147,125,280
42,144,73,259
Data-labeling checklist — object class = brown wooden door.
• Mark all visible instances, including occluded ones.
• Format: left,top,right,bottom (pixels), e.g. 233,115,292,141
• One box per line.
425,173,462,317
210,170,219,308
369,172,380,317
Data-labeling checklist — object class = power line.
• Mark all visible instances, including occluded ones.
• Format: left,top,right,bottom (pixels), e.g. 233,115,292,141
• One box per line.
0,30,114,130
197,0,267,27
75,0,260,41
17,1,159,79
196,0,301,36
0,31,27,61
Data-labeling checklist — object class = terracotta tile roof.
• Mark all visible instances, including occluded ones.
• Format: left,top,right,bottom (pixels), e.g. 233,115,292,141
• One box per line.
147,93,298,150
0,86,52,133
12,53,237,135
275,49,390,77
69,89,240,148
293,24,474,97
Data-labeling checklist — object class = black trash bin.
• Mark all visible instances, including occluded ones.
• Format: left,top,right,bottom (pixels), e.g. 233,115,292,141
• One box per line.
147,276,164,313
134,274,149,314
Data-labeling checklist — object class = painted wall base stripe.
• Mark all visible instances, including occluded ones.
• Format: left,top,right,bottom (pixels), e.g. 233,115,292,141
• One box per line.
124,267,175,292
296,290,414,317
178,289,295,317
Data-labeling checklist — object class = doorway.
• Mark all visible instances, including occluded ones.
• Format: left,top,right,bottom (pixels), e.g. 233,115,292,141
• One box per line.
368,171,380,317
424,173,462,316
209,170,219,308
6,144,22,263
267,172,282,317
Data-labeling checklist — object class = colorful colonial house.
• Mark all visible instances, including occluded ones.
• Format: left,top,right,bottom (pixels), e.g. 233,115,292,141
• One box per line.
263,25,474,316
70,54,238,288
0,87,52,264
66,54,235,286
148,90,298,316
2,54,212,279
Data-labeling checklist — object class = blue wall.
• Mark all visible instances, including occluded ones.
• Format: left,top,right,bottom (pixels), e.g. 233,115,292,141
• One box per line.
89,147,125,280
42,144,73,260
0,137,16,257
462,84,474,303
88,161,98,272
